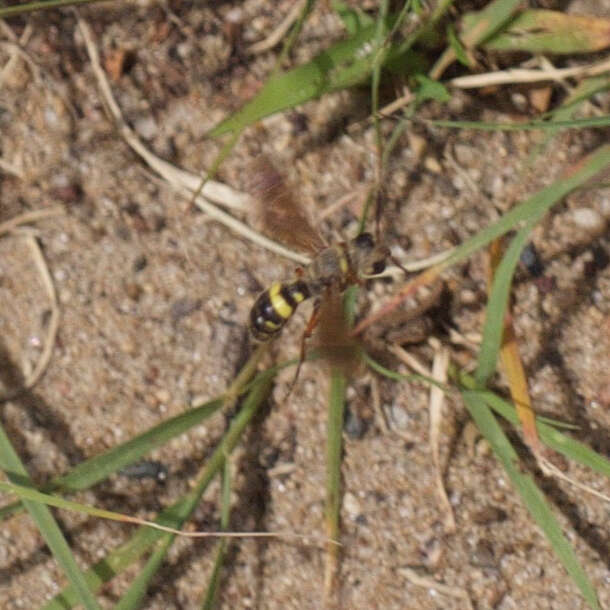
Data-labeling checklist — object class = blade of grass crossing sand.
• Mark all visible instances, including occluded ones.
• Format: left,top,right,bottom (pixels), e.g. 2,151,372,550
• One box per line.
487,240,538,448
113,375,272,610
430,0,521,78
444,144,610,271
468,237,601,605
367,356,610,478
324,368,347,601
0,398,223,522
461,392,600,609
208,22,386,136
479,10,610,55
202,459,232,610
113,534,173,610
476,219,541,385
0,426,101,610
429,116,610,131
57,398,224,491
456,373,610,479
371,0,390,161
464,166,605,607
530,75,610,161
2,346,267,521
473,143,610,385
42,376,273,609
275,0,316,68
353,144,610,338
0,0,103,18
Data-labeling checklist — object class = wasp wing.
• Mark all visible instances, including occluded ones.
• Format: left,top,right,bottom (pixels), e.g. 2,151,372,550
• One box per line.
314,286,361,377
250,156,326,255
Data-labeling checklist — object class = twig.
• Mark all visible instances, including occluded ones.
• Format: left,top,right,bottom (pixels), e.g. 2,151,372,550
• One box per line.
0,207,64,237
388,343,428,377
0,157,24,179
538,457,610,504
0,229,60,398
247,0,306,55
77,17,309,266
398,567,474,610
22,231,60,389
450,56,610,89
428,339,455,533
368,373,389,435
0,22,34,88
377,87,414,119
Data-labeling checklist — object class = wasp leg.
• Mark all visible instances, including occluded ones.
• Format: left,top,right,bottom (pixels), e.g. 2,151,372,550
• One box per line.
284,297,322,399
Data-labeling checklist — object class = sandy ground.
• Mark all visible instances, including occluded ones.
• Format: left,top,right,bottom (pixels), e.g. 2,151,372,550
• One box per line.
0,2,609,609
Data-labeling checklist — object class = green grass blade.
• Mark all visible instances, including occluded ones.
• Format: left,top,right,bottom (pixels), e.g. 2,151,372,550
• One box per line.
112,535,172,610
0,398,224,522
324,367,347,599
41,495,196,610
208,16,402,137
0,0,105,18
275,0,316,67
43,376,273,610
333,1,374,34
430,0,521,77
458,376,610,479
481,10,610,55
55,397,224,492
464,146,608,608
326,368,347,539
113,375,271,610
208,0,453,139
441,143,610,271
0,426,101,610
201,458,232,610
366,359,610,479
461,391,600,609
530,75,610,161
371,0,391,162
475,222,539,385
428,116,610,131
460,0,523,45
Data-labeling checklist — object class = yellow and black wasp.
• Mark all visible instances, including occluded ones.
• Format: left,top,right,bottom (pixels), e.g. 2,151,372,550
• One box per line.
248,156,395,379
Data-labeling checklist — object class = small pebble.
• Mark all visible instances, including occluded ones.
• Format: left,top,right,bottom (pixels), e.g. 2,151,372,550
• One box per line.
343,492,362,519
134,115,158,140
424,156,442,174
344,406,366,439
570,207,605,235
389,403,409,430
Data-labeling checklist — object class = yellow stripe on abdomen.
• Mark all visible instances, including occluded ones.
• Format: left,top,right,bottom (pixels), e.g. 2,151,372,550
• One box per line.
269,282,294,319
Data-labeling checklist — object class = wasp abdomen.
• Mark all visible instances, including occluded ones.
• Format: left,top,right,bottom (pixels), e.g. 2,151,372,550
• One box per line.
250,280,312,341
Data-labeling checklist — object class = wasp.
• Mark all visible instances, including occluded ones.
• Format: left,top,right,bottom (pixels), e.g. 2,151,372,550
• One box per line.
248,157,394,379
249,233,388,342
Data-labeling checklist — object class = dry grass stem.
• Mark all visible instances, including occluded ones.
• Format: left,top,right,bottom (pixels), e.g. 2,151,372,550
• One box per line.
388,343,429,377
78,17,309,266
247,0,306,55
368,374,390,435
0,207,64,237
0,157,24,178
398,568,474,610
0,229,60,399
538,457,610,504
428,340,455,532
450,56,610,89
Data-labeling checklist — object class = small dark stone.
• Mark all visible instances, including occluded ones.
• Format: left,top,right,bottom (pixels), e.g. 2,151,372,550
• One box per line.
344,405,367,439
